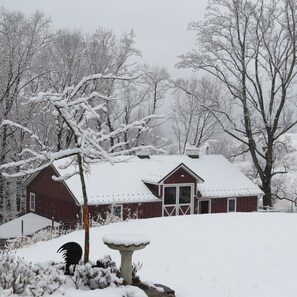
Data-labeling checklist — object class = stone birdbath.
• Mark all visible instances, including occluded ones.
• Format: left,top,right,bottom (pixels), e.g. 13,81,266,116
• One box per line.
102,233,150,285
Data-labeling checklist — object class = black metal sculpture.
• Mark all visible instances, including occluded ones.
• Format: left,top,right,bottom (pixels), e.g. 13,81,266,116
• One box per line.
57,242,83,275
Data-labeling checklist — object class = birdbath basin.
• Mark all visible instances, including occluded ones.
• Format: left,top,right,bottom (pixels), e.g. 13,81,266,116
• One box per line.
102,233,150,284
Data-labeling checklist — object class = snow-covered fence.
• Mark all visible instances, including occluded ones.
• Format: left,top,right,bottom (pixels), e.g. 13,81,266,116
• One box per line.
258,206,281,213
258,205,297,213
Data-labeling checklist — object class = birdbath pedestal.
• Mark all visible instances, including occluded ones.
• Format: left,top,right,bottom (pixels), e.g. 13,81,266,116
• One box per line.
102,233,150,285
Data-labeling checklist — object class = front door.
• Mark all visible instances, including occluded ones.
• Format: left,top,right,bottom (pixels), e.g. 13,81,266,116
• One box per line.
199,200,211,214
163,184,193,216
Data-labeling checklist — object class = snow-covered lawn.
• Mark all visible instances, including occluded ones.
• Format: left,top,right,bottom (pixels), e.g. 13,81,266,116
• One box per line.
13,213,297,297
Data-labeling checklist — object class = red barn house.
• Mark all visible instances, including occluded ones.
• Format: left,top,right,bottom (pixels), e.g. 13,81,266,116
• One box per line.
24,153,263,226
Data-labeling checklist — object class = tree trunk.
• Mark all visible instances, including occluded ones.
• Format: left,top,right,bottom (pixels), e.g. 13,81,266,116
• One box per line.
77,153,89,264
262,179,272,208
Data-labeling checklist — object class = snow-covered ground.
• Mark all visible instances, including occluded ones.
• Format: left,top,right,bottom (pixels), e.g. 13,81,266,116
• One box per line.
0,213,60,239
13,213,297,297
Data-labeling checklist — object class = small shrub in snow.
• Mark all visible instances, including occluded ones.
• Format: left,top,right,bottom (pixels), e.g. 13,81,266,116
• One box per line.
0,251,35,294
71,255,122,289
132,262,143,284
0,252,142,295
27,262,66,296
0,251,66,296
91,205,139,227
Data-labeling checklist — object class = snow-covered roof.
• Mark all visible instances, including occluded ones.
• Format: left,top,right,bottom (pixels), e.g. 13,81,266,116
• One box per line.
0,213,60,239
53,156,161,206
52,154,263,206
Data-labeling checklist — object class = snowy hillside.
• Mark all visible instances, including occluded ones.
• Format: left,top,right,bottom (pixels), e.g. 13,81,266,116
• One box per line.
12,213,297,297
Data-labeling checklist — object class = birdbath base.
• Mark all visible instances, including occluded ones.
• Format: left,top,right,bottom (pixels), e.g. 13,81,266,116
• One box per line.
102,233,150,284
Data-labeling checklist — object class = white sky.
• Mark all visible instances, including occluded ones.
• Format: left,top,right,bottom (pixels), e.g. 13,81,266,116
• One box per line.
0,0,208,77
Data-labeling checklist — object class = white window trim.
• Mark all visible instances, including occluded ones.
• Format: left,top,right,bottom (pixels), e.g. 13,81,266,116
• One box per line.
29,192,35,212
112,204,123,219
227,198,237,212
198,199,211,214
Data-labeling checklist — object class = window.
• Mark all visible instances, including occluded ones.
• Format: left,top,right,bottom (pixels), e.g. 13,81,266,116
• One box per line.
112,205,123,219
179,186,191,204
228,198,236,212
199,200,211,214
164,187,177,205
30,192,35,211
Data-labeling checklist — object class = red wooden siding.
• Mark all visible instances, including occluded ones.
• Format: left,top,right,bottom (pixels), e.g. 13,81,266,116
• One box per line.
195,196,258,213
123,201,162,219
237,196,258,212
26,166,81,225
88,201,162,221
211,198,228,213
164,167,197,185
209,196,258,213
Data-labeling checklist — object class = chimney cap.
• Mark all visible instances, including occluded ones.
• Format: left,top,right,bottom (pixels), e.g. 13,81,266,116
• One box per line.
137,148,151,159
185,147,199,159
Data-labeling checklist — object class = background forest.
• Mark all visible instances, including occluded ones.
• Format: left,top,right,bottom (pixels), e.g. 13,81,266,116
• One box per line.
1,0,297,224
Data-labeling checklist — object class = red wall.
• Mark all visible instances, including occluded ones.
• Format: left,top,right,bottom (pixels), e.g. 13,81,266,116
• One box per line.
164,167,197,186
26,166,81,226
237,196,258,212
89,201,162,222
211,198,228,213
209,196,258,213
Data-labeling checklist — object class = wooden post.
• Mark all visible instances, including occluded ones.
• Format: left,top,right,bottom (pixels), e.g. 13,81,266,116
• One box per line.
21,220,24,236
51,217,54,239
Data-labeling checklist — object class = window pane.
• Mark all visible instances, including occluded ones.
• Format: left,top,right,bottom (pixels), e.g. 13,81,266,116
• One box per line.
30,193,35,211
199,200,210,214
112,205,122,218
164,187,176,205
228,199,236,212
179,186,191,204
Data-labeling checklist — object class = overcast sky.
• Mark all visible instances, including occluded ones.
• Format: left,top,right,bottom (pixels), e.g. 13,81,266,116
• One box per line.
0,0,208,77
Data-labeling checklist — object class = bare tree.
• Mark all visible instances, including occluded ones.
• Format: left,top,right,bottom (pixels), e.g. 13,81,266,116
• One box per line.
0,70,160,262
0,8,51,222
170,77,220,154
178,0,297,207
113,64,170,149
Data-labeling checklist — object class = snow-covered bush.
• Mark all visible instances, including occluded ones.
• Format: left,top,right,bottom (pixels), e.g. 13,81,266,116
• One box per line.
70,255,143,289
71,255,122,289
28,262,66,296
0,251,35,294
0,252,142,295
0,251,66,296
132,262,143,284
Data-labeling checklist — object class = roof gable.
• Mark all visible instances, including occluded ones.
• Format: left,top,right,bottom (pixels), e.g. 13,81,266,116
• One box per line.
24,163,80,205
154,163,204,184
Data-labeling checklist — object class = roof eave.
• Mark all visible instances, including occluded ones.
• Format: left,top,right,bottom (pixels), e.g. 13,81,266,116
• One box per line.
200,192,264,199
